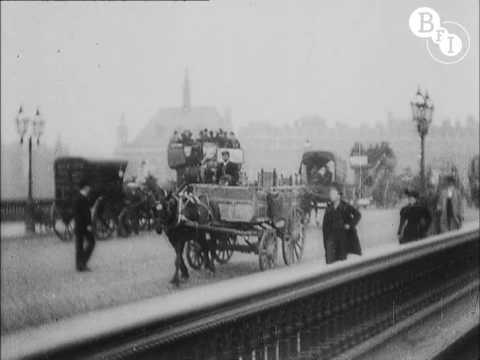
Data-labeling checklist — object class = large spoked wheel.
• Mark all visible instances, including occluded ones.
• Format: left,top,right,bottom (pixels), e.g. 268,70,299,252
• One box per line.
50,203,74,241
258,229,278,271
282,207,306,265
214,235,235,264
92,198,116,240
186,239,204,270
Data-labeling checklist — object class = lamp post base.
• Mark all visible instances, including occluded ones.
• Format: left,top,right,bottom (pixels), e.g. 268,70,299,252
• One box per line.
25,199,36,235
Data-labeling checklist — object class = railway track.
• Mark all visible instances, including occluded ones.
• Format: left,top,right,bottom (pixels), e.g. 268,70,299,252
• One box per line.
3,223,478,360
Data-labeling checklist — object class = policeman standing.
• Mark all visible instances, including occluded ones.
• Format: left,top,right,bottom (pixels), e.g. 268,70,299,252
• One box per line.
397,189,432,244
74,179,95,271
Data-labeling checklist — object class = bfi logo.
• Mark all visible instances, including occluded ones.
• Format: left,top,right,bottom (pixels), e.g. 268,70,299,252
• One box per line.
409,7,470,64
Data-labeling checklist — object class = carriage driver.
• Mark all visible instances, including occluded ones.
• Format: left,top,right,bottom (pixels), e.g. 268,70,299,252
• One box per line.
217,150,238,186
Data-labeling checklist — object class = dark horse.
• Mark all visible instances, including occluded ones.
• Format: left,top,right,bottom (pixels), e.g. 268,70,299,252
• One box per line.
153,187,217,286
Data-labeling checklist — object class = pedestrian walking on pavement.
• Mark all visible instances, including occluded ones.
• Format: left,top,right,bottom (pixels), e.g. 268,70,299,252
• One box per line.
437,175,464,233
397,189,432,244
322,183,362,264
74,179,95,271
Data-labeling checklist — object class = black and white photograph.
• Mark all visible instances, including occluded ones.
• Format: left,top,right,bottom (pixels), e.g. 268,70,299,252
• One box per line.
1,1,479,359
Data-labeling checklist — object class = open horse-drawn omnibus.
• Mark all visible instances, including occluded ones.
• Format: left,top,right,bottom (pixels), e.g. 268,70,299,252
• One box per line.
164,136,306,273
299,150,347,220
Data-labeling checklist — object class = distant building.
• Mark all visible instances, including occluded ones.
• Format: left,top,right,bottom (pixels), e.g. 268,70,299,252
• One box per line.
238,114,479,185
115,70,232,183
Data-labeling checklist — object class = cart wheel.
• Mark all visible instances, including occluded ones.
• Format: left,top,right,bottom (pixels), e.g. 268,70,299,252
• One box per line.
92,198,116,240
258,229,278,271
214,235,234,264
186,239,204,270
282,207,306,265
50,203,74,241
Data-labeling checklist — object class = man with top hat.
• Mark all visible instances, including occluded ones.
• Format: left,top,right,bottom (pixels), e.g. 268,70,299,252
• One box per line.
398,189,432,244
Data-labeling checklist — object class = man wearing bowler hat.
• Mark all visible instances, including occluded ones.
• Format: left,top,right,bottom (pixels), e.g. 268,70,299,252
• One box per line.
217,150,238,186
73,179,95,271
322,183,362,264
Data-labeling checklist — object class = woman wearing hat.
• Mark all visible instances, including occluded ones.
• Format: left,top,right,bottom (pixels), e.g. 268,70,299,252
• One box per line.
398,189,432,244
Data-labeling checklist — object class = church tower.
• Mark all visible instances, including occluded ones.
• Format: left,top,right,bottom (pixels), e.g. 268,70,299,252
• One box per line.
117,113,128,148
182,68,191,111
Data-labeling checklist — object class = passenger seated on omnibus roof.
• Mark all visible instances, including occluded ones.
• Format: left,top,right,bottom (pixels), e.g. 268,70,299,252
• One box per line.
226,131,241,149
169,130,181,144
311,165,332,186
318,165,333,185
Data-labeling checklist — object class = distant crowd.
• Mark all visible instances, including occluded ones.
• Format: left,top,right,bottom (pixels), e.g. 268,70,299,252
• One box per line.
169,128,241,149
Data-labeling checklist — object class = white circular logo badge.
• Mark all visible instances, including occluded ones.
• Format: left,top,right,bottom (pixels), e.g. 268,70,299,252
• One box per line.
409,7,471,65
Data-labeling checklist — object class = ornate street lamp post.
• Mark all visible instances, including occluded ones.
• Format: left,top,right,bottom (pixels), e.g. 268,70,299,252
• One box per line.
15,106,45,234
410,87,434,193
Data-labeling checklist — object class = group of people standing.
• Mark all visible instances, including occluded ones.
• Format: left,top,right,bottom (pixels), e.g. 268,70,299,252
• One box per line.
397,175,464,243
321,175,465,266
169,128,241,149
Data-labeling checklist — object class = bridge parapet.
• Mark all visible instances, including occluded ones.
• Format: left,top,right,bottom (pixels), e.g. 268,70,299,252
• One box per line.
2,223,479,360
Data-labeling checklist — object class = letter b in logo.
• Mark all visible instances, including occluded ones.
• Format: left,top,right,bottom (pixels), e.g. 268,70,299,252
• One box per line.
409,7,441,38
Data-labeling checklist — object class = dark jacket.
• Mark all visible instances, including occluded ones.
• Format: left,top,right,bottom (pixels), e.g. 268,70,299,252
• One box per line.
398,202,432,243
216,161,238,185
322,200,362,257
73,193,92,233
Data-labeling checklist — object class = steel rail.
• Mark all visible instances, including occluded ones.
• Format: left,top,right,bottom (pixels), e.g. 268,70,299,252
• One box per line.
2,222,478,360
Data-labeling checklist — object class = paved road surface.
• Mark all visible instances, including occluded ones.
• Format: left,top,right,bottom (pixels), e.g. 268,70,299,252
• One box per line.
1,208,478,334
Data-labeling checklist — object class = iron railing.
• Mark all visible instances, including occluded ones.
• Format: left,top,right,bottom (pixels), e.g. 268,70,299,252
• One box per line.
1,199,54,222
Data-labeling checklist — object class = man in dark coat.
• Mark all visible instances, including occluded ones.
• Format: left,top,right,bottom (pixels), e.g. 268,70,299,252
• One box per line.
73,179,95,271
398,189,432,244
216,150,238,185
322,183,362,264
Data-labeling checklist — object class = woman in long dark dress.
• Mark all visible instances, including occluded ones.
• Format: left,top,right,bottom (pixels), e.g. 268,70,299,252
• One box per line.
398,189,432,244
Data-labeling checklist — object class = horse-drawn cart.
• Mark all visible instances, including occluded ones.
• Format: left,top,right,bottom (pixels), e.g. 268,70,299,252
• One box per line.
51,157,128,241
180,183,306,271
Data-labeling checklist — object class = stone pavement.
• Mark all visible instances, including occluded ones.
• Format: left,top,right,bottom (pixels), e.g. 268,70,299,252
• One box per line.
1,222,26,238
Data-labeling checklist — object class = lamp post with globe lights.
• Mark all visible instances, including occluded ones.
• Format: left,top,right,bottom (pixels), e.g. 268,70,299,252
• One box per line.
15,106,46,234
410,87,434,193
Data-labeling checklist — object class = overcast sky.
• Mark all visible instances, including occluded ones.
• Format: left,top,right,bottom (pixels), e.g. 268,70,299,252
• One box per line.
1,0,478,156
